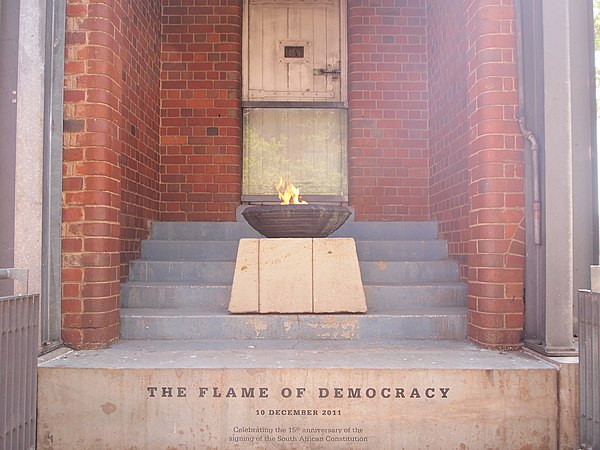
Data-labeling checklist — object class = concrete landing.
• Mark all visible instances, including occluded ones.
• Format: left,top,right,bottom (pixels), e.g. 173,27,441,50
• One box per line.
37,340,577,449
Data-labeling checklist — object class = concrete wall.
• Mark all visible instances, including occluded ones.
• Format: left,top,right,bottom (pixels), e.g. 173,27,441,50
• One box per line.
0,0,19,296
14,0,47,299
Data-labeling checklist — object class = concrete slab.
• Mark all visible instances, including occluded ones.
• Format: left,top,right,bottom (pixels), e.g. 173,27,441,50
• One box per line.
38,340,560,449
528,351,579,450
38,339,553,370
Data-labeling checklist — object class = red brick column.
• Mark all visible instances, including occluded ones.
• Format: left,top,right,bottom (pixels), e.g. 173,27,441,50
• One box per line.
62,0,124,348
160,0,242,221
465,0,525,348
348,0,429,221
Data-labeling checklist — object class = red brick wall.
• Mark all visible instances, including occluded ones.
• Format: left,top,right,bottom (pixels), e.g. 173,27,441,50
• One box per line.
160,0,242,221
62,0,525,349
427,2,470,279
63,0,124,348
348,0,429,220
464,0,525,348
120,1,162,281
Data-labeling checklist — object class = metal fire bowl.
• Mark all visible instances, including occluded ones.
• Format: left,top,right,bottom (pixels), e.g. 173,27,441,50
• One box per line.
242,204,352,238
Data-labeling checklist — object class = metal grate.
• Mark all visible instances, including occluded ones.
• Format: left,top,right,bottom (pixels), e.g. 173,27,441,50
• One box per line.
0,294,38,450
579,290,600,449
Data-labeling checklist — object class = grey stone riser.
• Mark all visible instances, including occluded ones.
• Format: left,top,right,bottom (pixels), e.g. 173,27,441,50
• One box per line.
355,240,448,261
151,221,439,241
121,283,231,310
128,260,458,284
364,283,467,309
360,260,459,284
141,240,239,261
151,222,260,241
332,221,438,241
120,282,466,310
128,261,235,283
140,239,448,262
119,307,467,341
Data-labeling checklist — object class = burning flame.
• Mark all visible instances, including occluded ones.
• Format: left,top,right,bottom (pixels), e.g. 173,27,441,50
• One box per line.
276,177,308,205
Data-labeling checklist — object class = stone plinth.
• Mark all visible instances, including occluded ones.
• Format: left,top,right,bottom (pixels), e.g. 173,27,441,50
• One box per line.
228,238,367,314
36,340,566,450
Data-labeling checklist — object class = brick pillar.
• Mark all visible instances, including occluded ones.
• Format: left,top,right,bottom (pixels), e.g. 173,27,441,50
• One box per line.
465,0,525,348
62,0,123,349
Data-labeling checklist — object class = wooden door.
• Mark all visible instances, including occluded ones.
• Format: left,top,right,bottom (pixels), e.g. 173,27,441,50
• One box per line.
244,0,344,102
242,0,347,201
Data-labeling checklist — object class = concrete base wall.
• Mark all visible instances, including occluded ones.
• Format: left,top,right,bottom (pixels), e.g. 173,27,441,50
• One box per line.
37,342,569,449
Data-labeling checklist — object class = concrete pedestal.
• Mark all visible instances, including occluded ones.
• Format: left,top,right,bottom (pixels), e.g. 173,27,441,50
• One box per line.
36,340,572,449
228,238,367,314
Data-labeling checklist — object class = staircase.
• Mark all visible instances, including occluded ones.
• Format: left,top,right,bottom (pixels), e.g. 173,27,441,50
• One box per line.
120,220,467,340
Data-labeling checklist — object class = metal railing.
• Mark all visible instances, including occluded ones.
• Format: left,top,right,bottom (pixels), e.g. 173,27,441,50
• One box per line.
0,293,38,450
0,269,29,296
579,290,600,449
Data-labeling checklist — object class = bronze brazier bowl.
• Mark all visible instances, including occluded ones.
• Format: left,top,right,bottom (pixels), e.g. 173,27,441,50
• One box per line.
242,204,351,238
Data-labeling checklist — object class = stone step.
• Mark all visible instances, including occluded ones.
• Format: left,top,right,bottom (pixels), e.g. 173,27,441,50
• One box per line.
128,260,458,284
355,240,448,261
151,222,260,241
332,221,438,241
124,220,461,344
119,307,467,340
360,260,459,284
128,261,235,283
140,239,448,262
37,340,565,450
151,220,439,241
121,283,231,310
121,282,467,310
364,283,467,309
141,240,239,261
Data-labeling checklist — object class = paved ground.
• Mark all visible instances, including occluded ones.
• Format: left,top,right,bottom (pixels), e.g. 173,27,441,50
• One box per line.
39,339,554,370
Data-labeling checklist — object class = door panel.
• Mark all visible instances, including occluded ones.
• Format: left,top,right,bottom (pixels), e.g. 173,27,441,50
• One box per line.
242,0,347,201
247,0,341,101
